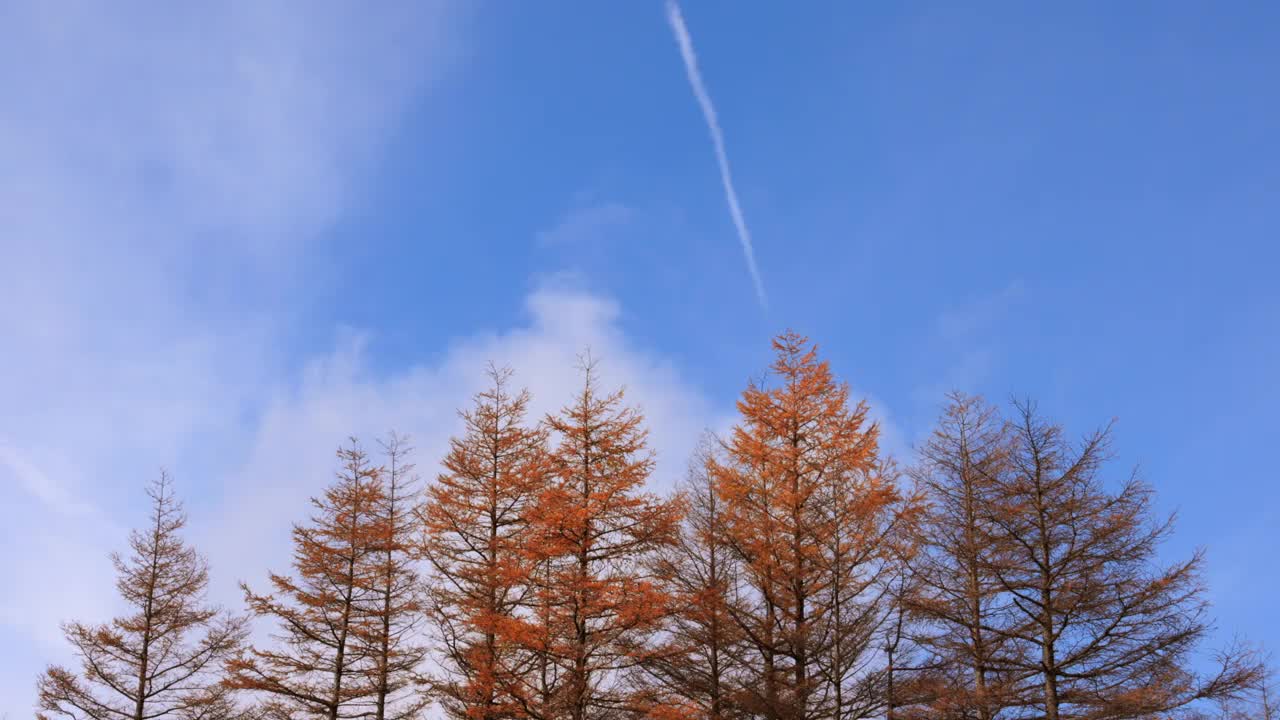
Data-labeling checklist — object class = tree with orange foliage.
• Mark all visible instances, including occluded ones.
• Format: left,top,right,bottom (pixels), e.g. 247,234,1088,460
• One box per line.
984,401,1264,720
225,442,388,720
711,331,899,720
513,358,683,720
37,473,248,720
363,433,430,720
642,437,746,720
420,366,550,720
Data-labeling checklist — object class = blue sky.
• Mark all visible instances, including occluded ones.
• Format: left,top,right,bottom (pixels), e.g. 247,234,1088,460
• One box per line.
2,1,1277,714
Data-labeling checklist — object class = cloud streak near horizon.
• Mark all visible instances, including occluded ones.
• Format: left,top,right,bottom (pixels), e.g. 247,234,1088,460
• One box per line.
664,0,768,309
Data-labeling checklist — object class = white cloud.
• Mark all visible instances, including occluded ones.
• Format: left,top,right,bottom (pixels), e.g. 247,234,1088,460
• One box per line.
911,280,1025,418
201,286,724,609
0,2,459,715
535,203,635,246
0,0,460,499
935,280,1024,341
0,2,454,247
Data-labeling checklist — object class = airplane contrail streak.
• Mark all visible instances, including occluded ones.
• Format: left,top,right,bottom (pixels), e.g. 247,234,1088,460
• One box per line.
665,0,768,309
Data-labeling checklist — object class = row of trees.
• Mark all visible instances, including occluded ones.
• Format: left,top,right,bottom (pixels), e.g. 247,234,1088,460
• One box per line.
35,333,1273,720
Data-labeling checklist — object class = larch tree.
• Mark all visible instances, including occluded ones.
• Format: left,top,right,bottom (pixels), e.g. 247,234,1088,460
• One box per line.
420,366,550,720
224,442,387,720
880,559,929,720
904,393,1025,720
1214,665,1277,720
363,433,430,720
37,472,248,720
817,456,910,720
642,437,745,720
515,357,683,720
1223,668,1277,720
984,401,1263,720
710,331,896,720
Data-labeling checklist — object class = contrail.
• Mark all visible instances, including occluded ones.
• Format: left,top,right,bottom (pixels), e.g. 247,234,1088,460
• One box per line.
665,0,767,309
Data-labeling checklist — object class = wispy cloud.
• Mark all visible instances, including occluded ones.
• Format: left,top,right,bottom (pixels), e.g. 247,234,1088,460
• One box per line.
535,202,634,246
0,2,458,714
664,0,767,309
911,280,1026,421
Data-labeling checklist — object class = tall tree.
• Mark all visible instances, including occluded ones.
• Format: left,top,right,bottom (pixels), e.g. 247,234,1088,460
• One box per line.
420,366,550,720
225,442,386,720
37,473,247,720
514,357,682,720
881,563,928,720
642,438,745,720
984,401,1263,720
363,433,430,720
818,458,908,720
710,331,895,720
904,393,1025,720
